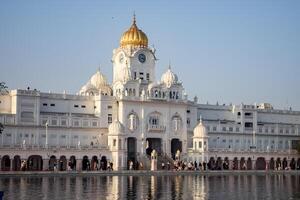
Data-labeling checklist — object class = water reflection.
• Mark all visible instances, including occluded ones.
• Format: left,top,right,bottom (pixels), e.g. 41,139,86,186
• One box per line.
0,174,299,200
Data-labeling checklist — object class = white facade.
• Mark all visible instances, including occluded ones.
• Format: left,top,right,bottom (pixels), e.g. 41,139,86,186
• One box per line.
0,16,299,171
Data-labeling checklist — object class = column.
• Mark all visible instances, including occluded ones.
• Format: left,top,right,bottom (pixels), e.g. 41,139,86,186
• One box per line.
43,159,49,171
76,159,82,171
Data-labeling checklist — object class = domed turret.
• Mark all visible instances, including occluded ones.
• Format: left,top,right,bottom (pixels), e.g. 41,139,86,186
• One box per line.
120,14,148,48
108,120,125,135
90,69,108,88
79,68,112,96
193,118,208,138
161,66,178,88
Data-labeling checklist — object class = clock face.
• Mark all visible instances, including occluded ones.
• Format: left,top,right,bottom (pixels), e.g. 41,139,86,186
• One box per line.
138,53,146,63
119,54,124,63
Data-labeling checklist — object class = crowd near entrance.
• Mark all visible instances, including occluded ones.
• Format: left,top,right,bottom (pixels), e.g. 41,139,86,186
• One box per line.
0,154,300,171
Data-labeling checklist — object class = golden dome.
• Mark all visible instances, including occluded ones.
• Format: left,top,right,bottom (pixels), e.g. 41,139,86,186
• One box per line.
120,15,148,48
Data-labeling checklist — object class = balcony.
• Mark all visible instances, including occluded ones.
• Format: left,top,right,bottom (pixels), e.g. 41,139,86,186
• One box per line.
147,124,166,132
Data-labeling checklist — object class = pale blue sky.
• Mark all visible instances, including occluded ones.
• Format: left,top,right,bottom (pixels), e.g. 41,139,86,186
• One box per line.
1,0,299,109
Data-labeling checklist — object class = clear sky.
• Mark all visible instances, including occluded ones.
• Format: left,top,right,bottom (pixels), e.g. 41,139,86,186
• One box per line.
1,0,300,110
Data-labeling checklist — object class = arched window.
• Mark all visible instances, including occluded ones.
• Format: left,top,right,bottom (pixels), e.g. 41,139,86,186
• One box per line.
127,113,139,132
129,88,132,96
172,114,182,132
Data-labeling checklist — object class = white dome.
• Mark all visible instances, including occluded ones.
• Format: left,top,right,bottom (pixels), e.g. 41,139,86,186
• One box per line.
79,82,95,94
108,120,125,135
161,67,178,88
90,70,108,88
193,119,208,138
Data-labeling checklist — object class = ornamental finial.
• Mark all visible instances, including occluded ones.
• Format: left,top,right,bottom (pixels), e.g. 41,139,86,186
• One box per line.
133,11,136,25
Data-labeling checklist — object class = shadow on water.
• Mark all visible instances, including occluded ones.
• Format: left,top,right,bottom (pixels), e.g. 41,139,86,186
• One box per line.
0,174,299,200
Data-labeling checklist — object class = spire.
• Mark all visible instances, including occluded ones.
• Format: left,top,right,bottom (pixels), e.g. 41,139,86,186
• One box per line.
200,115,202,124
132,11,136,25
97,64,101,72
168,60,171,70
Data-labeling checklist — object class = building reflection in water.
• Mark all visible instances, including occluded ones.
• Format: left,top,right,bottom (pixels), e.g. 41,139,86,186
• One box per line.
0,174,299,199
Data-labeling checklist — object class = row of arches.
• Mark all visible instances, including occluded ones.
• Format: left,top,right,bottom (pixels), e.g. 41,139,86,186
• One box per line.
206,157,300,170
0,155,108,171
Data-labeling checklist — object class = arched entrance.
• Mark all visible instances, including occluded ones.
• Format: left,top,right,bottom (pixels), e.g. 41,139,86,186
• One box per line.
282,158,288,170
171,139,182,160
240,157,246,170
82,156,90,170
233,157,238,170
59,156,67,171
100,156,107,170
1,155,11,171
28,155,43,171
276,158,281,170
128,137,137,168
69,156,76,170
290,158,296,170
256,157,266,170
12,155,21,171
216,157,222,170
146,138,162,155
208,157,215,170
91,156,98,170
247,157,252,170
49,155,57,171
223,157,229,170
269,158,275,170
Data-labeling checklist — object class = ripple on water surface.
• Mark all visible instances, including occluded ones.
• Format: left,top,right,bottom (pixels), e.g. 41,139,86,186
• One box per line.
0,174,300,200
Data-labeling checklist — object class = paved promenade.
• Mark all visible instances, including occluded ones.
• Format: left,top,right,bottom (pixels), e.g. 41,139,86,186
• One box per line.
0,170,299,177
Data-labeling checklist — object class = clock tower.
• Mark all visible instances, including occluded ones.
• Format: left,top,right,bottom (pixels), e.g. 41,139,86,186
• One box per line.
112,15,156,95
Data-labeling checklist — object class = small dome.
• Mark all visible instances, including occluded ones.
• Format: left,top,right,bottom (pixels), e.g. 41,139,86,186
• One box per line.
161,67,178,88
193,119,208,138
120,15,148,48
108,120,125,135
90,70,108,88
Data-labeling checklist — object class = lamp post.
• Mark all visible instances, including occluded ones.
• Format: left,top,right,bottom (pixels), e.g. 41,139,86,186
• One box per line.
45,121,48,149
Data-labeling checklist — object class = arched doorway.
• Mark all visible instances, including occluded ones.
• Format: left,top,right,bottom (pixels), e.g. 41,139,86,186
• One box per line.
171,139,182,160
59,156,67,171
233,157,238,170
12,155,21,171
127,137,137,168
216,157,222,170
208,157,215,170
247,157,252,170
256,157,266,170
100,156,107,170
69,156,76,170
49,155,57,171
1,155,11,171
28,155,43,171
290,158,296,170
276,158,282,170
146,138,162,155
223,157,229,170
91,156,98,170
269,158,275,170
240,157,246,170
282,158,288,170
82,156,90,171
